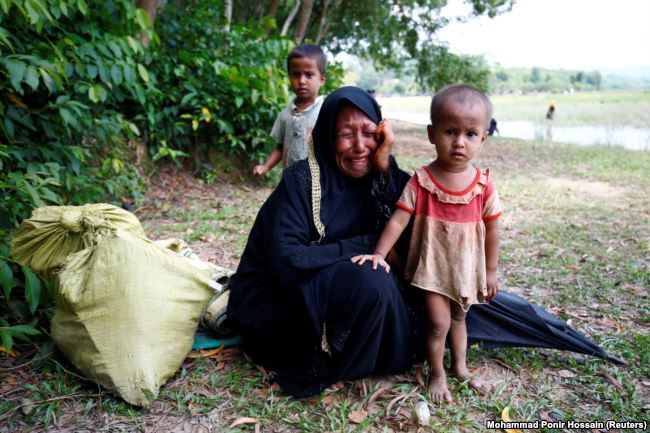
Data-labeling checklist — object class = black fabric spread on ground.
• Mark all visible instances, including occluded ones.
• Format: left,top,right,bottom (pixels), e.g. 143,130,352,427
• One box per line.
466,292,625,364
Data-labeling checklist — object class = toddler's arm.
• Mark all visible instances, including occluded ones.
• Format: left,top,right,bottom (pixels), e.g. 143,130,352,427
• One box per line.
351,207,411,272
484,218,500,301
253,146,282,177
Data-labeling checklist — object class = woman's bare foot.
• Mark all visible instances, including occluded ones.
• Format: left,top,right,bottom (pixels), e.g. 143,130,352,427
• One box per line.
427,375,453,402
327,381,344,392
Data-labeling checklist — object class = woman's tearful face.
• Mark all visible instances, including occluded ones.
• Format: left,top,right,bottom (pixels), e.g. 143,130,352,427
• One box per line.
334,104,378,178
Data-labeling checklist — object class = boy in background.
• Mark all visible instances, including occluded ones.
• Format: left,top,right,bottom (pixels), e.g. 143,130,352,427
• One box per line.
253,44,327,177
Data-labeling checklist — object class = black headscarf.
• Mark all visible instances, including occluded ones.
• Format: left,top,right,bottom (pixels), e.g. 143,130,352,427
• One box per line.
309,86,383,231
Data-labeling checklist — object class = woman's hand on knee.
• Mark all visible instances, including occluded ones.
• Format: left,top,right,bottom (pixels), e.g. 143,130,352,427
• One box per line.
350,254,391,273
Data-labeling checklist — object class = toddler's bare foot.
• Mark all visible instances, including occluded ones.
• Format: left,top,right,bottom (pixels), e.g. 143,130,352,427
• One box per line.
452,369,493,395
427,375,452,403
327,381,344,392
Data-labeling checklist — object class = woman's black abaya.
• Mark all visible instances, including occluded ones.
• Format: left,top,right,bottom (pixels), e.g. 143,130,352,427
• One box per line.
227,87,414,397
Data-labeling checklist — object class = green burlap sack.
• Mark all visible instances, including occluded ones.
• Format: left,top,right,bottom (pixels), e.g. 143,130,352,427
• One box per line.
11,203,146,280
53,229,216,407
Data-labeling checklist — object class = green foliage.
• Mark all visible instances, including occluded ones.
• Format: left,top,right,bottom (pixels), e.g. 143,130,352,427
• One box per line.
148,1,296,162
0,0,153,351
417,47,491,92
0,242,47,353
0,0,149,228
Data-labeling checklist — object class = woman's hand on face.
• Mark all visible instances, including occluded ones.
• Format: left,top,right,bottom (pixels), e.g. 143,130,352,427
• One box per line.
351,254,391,273
372,119,395,176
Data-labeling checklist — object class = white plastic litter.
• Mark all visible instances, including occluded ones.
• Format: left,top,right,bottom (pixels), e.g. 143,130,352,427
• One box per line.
415,400,431,425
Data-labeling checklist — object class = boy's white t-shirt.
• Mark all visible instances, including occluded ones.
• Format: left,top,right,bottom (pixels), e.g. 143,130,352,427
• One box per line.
270,96,324,167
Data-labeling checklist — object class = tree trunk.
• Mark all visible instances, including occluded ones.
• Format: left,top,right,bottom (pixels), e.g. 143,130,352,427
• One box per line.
224,0,233,32
263,0,282,33
317,0,341,44
135,0,158,45
315,0,331,44
281,0,302,37
136,0,158,23
294,0,314,43
266,0,281,19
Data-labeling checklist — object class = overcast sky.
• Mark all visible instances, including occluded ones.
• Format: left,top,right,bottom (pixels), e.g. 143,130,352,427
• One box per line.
437,0,650,70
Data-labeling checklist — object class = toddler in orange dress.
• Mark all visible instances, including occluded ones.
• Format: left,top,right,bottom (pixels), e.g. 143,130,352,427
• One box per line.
352,84,502,402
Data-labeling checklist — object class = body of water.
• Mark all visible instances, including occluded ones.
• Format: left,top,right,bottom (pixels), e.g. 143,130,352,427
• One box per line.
383,111,650,151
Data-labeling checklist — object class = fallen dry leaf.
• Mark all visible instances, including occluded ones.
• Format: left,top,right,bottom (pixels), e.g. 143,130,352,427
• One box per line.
501,407,524,433
594,316,623,334
623,284,647,296
386,392,413,417
493,358,516,371
0,346,20,356
229,417,259,428
415,365,425,389
537,411,555,423
386,394,405,415
393,374,417,383
348,408,368,424
366,386,388,408
20,397,36,415
469,366,482,375
366,403,381,417
186,344,225,359
188,402,200,416
195,389,213,398
595,372,623,389
360,380,368,397
558,369,576,378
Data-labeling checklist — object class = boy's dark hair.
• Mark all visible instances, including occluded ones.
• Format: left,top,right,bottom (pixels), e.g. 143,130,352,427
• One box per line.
430,84,493,128
287,44,327,76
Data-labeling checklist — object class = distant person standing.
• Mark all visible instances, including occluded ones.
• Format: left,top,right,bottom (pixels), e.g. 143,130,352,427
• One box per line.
488,118,500,136
546,102,555,120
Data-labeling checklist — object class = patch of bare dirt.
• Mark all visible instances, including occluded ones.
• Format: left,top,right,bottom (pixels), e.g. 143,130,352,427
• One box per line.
137,164,272,270
544,177,622,198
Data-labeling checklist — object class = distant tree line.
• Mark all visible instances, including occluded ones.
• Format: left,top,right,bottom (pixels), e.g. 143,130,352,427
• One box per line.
490,67,605,94
346,60,650,96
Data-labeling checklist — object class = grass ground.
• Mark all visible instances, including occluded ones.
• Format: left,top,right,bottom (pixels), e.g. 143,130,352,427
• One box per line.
377,90,650,128
1,121,648,432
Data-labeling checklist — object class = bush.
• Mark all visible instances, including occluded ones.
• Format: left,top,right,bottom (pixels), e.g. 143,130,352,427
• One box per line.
0,0,153,351
0,0,151,230
147,2,290,167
